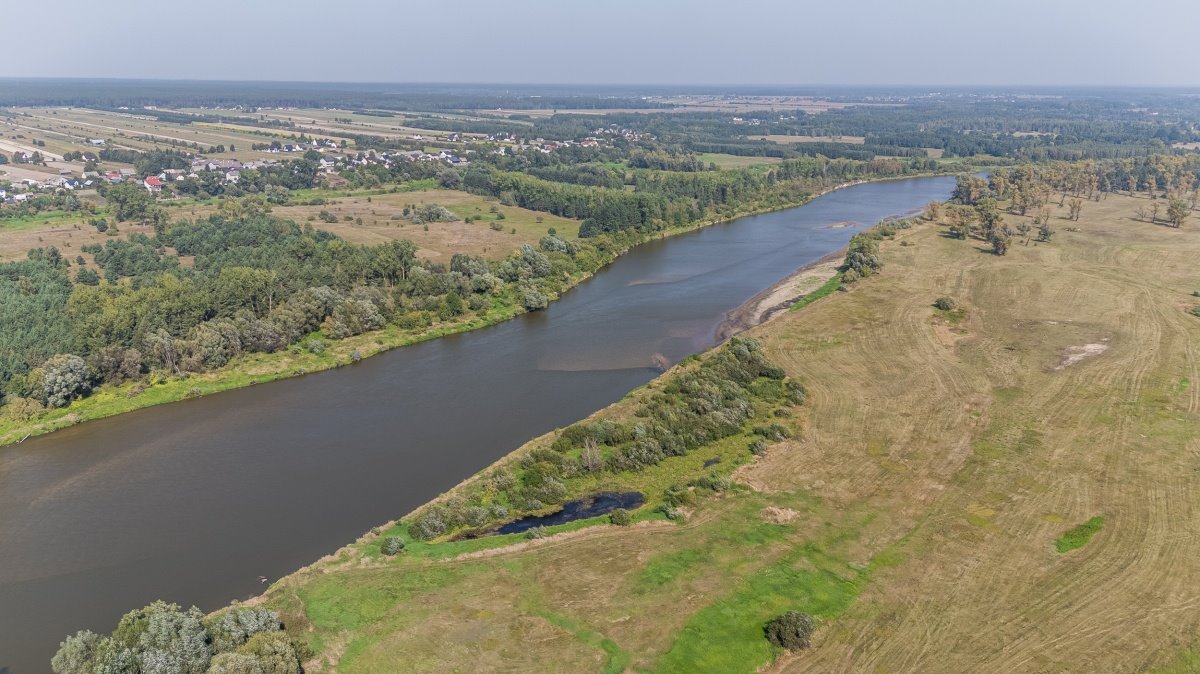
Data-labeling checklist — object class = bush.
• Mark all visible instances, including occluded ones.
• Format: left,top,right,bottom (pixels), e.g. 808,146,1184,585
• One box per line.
753,423,791,441
765,611,815,651
381,536,405,555
410,508,447,540
749,438,768,455
3,396,44,421
933,296,957,311
609,508,632,526
525,526,549,540
521,288,549,311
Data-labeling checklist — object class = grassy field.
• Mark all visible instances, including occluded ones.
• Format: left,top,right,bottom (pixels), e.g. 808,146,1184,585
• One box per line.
696,152,784,169
748,134,866,144
247,192,1200,673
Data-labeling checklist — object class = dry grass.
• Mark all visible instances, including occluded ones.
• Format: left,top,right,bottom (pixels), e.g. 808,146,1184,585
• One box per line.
749,134,866,144
696,152,784,169
253,191,1200,673
763,193,1200,673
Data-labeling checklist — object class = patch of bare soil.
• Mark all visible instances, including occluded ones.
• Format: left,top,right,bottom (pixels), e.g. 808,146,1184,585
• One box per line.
1055,341,1109,370
762,506,799,524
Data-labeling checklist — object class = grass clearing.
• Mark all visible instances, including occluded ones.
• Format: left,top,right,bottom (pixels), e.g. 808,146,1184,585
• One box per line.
696,152,784,169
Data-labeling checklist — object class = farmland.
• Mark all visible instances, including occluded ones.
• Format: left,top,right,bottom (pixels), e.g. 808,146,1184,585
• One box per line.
250,192,1200,673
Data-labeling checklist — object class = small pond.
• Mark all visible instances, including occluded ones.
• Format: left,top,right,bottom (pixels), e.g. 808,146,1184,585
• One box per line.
495,491,645,535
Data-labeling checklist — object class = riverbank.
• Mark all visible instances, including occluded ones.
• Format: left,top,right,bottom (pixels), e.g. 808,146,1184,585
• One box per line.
716,252,844,340
0,175,927,449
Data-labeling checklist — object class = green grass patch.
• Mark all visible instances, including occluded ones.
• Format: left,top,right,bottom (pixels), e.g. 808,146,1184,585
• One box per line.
1149,647,1200,673
298,566,463,631
655,547,861,674
790,273,843,312
1055,516,1105,553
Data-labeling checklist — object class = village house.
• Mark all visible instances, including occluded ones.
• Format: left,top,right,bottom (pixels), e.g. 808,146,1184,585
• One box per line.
143,176,163,193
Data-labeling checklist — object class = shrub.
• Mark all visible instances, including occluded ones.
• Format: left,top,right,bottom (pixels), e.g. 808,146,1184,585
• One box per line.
753,423,791,441
350,349,363,363
525,526,549,539
410,508,447,540
522,288,549,311
203,606,281,654
381,536,405,555
3,396,45,421
749,438,768,455
463,505,489,527
609,508,632,526
305,338,325,354
933,296,957,311
765,611,815,651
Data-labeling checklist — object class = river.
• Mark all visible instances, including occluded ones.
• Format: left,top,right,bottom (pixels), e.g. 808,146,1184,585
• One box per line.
0,175,954,672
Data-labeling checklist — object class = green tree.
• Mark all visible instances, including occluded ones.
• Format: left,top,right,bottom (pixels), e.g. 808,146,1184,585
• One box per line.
104,182,157,222
1167,195,1190,228
40,354,92,407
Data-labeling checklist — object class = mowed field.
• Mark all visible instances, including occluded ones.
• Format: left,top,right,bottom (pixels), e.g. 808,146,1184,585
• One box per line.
254,192,1200,673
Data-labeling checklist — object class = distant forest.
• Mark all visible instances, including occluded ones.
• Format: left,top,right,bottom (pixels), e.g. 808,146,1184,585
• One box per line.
3,81,1200,161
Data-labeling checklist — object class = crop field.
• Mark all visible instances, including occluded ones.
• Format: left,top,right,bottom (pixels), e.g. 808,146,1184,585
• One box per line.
251,192,1200,673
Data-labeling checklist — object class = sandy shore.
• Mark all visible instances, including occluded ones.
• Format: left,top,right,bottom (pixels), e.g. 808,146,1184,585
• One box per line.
716,252,843,339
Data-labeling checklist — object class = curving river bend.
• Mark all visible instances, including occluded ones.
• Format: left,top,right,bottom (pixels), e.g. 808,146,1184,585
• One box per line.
0,176,954,672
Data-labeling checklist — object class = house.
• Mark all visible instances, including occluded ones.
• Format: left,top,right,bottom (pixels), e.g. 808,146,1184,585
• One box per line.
143,176,163,193
225,169,240,183
105,171,123,184
119,168,135,177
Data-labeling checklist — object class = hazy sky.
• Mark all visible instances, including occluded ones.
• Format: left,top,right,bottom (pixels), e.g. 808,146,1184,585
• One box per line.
6,0,1199,86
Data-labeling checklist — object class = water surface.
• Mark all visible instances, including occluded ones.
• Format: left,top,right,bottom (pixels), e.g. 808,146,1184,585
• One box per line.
0,176,953,671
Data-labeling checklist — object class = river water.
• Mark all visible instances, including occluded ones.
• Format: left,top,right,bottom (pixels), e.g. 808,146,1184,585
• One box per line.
0,176,954,671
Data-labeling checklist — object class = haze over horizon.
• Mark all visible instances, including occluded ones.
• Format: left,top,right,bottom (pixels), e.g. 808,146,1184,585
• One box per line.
8,0,1200,87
